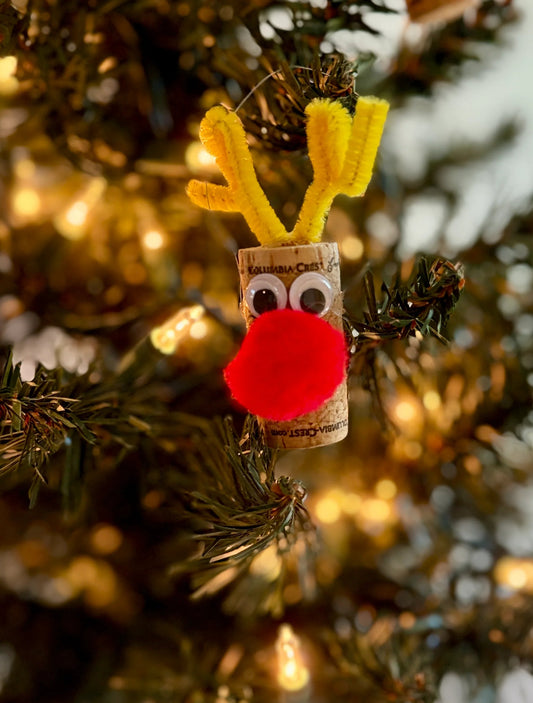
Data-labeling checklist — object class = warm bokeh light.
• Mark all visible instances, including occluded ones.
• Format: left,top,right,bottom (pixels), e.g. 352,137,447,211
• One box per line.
150,305,206,354
375,479,397,500
189,320,209,340
340,492,362,515
399,612,416,629
423,390,441,411
0,55,17,81
359,498,392,524
54,177,106,240
98,56,118,74
315,486,399,530
65,201,89,227
11,187,41,218
14,158,36,180
64,555,118,608
276,624,310,692
142,229,165,250
394,399,419,423
507,567,527,589
90,524,123,555
249,545,282,580
315,491,343,524
0,55,19,95
494,557,533,593
403,440,422,459
185,141,217,173
340,235,364,261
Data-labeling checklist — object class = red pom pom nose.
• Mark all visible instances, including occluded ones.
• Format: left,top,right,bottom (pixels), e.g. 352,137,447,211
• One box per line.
224,309,347,421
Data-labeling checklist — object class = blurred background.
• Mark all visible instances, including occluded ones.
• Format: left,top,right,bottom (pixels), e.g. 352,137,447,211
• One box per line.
0,0,532,701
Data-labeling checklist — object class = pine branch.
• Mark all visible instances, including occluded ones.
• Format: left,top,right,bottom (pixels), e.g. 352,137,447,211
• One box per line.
170,416,316,603
325,617,438,703
344,255,464,426
0,350,96,477
242,54,361,152
346,256,465,356
0,339,195,505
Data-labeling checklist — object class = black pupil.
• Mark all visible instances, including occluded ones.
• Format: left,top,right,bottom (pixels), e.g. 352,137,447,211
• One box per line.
253,288,278,314
300,288,325,314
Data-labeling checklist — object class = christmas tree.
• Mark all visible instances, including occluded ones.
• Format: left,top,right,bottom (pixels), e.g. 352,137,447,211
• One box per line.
1,1,532,701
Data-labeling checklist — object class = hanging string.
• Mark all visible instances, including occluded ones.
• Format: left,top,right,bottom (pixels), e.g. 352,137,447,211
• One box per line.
234,65,317,114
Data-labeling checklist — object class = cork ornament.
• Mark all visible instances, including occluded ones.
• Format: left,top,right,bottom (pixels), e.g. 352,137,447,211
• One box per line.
187,95,389,448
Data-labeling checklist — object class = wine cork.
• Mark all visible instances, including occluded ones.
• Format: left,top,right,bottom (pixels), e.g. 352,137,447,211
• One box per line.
238,243,348,448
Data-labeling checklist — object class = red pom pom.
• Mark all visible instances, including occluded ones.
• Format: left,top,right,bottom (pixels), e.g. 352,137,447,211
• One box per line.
224,309,347,421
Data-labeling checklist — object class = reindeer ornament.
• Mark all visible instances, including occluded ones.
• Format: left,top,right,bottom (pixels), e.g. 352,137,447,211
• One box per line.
187,96,389,448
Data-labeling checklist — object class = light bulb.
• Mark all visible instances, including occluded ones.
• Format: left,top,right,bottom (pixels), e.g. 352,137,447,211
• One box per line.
65,200,89,227
12,187,41,218
185,141,217,173
495,557,533,593
0,55,19,95
142,229,165,250
150,305,205,355
276,624,310,692
54,177,106,240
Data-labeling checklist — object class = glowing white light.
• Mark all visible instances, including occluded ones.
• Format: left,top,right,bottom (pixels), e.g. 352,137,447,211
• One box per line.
65,201,89,227
276,624,310,692
150,305,206,355
143,229,164,250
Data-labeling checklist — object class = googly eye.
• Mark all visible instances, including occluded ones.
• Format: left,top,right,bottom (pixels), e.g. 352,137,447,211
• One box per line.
245,274,288,317
289,272,333,317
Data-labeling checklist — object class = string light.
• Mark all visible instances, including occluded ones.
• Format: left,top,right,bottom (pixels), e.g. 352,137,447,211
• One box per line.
423,390,441,411
391,394,424,438
11,186,42,218
314,485,399,532
339,235,364,261
394,399,418,423
14,158,36,180
0,56,19,96
0,56,16,81
189,319,209,340
375,479,397,500
359,498,391,524
150,305,205,355
314,489,344,524
54,177,106,240
90,524,123,555
65,200,89,227
340,492,362,515
276,624,310,693
249,544,282,580
185,141,217,173
64,555,118,608
494,557,533,593
142,229,165,250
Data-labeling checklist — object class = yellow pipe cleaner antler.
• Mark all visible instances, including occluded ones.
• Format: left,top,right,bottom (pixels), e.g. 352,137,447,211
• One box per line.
186,107,287,246
186,96,389,247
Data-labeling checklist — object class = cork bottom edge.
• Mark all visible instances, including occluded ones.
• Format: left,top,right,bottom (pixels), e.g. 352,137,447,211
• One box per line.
261,426,348,449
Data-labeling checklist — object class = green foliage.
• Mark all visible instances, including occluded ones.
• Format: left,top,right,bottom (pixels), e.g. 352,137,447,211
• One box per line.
0,349,96,476
0,340,177,508
325,620,438,703
348,255,465,350
170,416,316,612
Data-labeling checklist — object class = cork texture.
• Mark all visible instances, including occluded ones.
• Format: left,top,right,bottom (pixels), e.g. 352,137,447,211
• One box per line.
238,243,348,448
